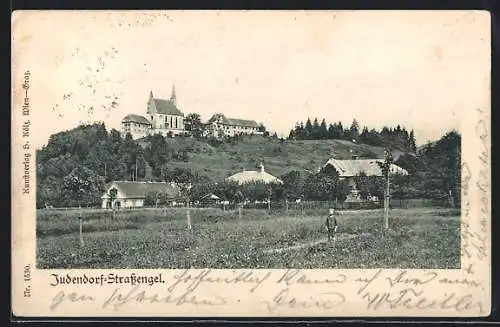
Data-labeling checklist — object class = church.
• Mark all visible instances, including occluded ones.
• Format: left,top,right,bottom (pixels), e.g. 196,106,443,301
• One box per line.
121,85,186,139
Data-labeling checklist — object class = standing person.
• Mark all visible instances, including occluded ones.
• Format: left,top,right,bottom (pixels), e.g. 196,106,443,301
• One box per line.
325,208,338,242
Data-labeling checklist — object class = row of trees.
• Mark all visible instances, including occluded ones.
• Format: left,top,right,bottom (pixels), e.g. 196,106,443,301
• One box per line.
139,166,412,206
288,118,417,152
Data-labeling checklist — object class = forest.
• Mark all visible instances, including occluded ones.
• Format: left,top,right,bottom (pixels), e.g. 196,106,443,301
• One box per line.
288,118,417,152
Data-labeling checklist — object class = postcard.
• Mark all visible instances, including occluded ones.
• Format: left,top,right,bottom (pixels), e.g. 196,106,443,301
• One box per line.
12,10,491,317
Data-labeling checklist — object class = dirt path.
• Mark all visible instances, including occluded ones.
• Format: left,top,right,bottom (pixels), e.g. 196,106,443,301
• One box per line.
263,233,370,254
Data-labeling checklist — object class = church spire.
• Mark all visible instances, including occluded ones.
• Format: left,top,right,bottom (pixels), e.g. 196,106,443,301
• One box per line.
149,90,154,100
170,84,176,106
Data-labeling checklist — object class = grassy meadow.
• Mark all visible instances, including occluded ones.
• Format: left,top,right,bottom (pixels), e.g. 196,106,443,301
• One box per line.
157,136,402,181
36,207,460,269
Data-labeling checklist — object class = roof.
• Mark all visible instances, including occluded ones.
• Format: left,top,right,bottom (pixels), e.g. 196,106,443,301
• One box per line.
227,168,283,185
102,181,181,199
200,193,221,200
151,98,184,116
122,114,151,125
208,113,259,128
324,159,409,177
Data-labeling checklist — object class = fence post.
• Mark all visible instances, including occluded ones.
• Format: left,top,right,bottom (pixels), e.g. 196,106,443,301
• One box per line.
186,199,192,231
79,216,84,247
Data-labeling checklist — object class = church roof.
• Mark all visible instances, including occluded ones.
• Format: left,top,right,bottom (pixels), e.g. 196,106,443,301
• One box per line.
122,114,151,125
208,113,259,128
151,98,184,116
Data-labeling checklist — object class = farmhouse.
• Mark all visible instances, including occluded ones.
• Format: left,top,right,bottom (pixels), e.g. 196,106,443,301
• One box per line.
101,181,181,209
204,113,263,138
323,158,408,201
227,164,283,185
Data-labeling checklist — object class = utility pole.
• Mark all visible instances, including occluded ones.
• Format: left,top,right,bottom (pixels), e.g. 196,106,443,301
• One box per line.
384,172,390,230
381,149,393,230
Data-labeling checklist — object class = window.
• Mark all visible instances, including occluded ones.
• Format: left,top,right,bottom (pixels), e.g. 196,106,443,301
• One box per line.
170,116,173,129
175,116,178,129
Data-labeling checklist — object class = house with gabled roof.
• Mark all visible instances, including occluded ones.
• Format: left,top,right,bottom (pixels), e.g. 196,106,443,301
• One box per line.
101,181,182,208
204,113,263,138
322,157,409,202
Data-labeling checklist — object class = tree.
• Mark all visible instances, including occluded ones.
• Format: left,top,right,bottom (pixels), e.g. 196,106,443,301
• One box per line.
319,119,328,139
281,170,307,200
354,172,371,200
184,113,204,138
61,166,106,207
188,181,216,203
360,126,369,144
327,124,335,139
312,118,320,139
349,119,360,141
214,180,241,203
409,130,417,152
144,191,164,207
258,123,268,137
119,133,141,181
241,181,268,202
144,133,171,179
108,187,118,220
305,118,313,139
336,122,344,139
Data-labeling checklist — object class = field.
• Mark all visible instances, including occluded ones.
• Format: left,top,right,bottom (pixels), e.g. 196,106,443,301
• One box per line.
37,207,460,269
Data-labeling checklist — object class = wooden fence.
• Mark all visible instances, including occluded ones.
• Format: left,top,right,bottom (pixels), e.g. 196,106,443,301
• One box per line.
39,198,453,213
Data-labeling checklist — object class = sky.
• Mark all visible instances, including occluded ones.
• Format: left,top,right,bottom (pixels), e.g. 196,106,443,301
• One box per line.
12,10,490,149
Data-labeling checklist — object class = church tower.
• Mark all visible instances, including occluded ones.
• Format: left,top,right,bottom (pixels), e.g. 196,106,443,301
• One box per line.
170,84,177,106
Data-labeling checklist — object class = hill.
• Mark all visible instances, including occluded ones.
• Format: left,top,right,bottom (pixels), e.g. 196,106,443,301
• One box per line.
140,135,405,182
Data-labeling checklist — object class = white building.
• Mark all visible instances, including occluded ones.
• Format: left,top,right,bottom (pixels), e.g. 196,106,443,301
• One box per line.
121,85,186,140
204,113,263,138
146,86,186,137
226,164,283,185
121,114,152,140
101,181,181,209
